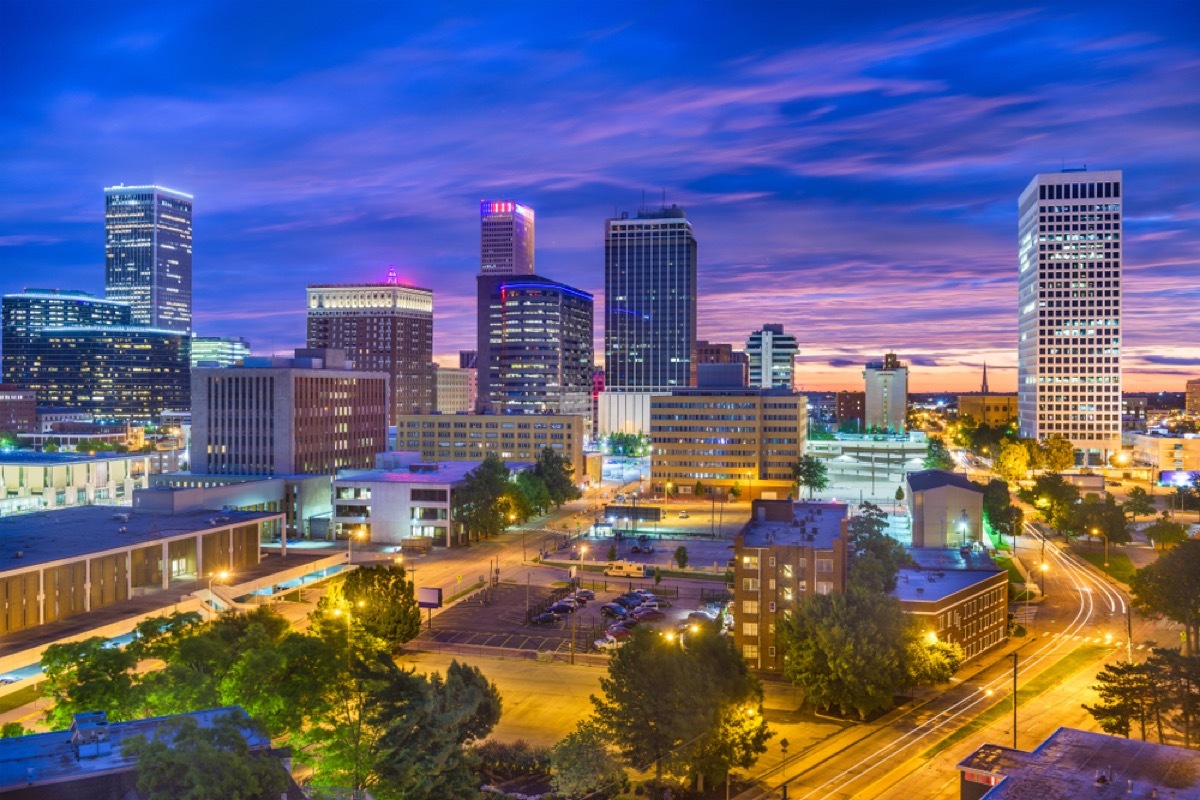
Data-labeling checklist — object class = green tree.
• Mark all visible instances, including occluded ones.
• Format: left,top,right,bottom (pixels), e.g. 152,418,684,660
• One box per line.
982,479,1023,546
1069,494,1132,548
453,453,510,540
729,482,743,501
334,565,421,644
848,502,908,593
552,721,626,799
693,480,706,497
535,447,581,508
1131,539,1200,654
1025,473,1081,535
41,637,138,727
1144,512,1189,550
791,454,829,499
42,441,59,452
781,587,908,719
121,710,289,800
0,722,26,738
903,624,964,687
515,470,552,515
673,546,689,570
924,437,955,470
1123,486,1157,520
654,567,663,586
607,543,618,561
1042,435,1077,473
994,442,1030,484
606,432,648,457
1083,661,1157,739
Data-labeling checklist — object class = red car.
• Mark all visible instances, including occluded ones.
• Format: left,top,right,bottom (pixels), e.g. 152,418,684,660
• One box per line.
633,608,665,622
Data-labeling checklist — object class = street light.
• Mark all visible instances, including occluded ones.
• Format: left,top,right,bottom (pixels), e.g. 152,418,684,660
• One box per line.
1092,526,1108,567
347,526,366,563
1039,561,1048,596
207,570,230,608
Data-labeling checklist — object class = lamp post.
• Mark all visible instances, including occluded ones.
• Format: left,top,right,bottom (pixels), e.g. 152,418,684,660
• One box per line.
1093,526,1108,567
1039,561,1048,597
348,526,366,564
207,570,230,610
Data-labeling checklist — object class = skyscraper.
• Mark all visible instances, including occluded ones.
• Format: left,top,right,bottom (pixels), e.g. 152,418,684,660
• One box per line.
104,185,193,333
475,275,594,423
604,206,697,391
2,289,131,386
190,335,251,367
1018,170,1123,465
480,201,535,276
863,353,908,434
307,267,435,421
746,324,799,390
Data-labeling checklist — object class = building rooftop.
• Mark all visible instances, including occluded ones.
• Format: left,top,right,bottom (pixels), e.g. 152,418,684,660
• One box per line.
959,727,1200,799
0,451,147,467
892,547,1002,602
0,707,269,791
906,468,983,494
0,506,279,572
741,501,848,549
337,460,534,485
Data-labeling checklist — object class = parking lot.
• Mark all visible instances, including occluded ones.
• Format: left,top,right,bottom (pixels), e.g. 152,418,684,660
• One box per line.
413,575,729,654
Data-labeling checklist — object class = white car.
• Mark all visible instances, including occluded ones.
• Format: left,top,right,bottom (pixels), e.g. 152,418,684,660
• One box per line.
594,635,624,652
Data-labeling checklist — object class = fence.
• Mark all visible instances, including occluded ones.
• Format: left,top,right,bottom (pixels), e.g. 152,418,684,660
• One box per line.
409,638,611,668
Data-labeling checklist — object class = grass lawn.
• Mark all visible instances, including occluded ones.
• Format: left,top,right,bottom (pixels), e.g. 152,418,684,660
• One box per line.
0,683,43,716
992,556,1025,587
1071,546,1138,584
923,644,1105,759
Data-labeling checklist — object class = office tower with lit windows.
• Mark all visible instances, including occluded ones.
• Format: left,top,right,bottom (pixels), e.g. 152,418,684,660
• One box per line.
863,353,908,434
746,324,799,390
480,201,535,276
190,336,251,367
306,266,435,421
104,185,193,333
1018,170,1123,465
2,289,132,386
604,206,697,391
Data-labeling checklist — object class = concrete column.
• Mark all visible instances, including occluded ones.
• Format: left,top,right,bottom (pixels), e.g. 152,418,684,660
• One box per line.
161,542,170,590
126,553,133,599
228,527,234,570
37,569,45,625
84,558,92,612
195,534,204,584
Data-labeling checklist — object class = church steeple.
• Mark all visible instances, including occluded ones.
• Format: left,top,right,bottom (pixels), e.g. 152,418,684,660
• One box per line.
981,362,990,395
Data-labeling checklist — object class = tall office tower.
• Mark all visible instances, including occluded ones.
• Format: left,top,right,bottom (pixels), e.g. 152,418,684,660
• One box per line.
475,275,594,423
22,326,190,422
307,267,435,421
1188,378,1200,416
435,366,476,414
190,335,251,367
191,348,388,476
104,185,193,333
1018,170,1123,465
480,201,535,276
863,353,908,434
746,324,800,390
459,350,478,369
2,289,131,386
604,206,697,391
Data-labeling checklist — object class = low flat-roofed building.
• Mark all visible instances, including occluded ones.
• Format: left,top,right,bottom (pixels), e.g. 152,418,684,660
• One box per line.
394,412,585,480
957,394,1017,428
806,433,928,485
0,505,281,635
0,707,304,799
0,451,154,517
334,453,532,548
958,726,1200,800
34,406,92,432
906,469,984,548
894,547,1007,662
733,500,849,673
140,472,330,540
0,386,35,433
1127,431,1200,475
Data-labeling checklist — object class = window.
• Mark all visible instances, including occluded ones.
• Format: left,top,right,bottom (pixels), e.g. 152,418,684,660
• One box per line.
768,556,776,567
742,600,759,614
742,555,759,569
816,582,833,595
742,578,760,591
816,559,834,573
742,622,759,637
742,644,759,660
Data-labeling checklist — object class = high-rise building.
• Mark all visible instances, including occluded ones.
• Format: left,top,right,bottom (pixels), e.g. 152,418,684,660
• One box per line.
190,336,251,367
476,275,594,423
480,201,535,276
2,290,131,386
746,324,799,390
104,185,193,333
435,366,476,414
21,326,190,422
1018,170,1123,464
190,348,388,476
834,390,866,431
604,206,697,391
306,267,435,421
395,412,585,478
863,353,908,434
1186,378,1200,416
459,350,478,369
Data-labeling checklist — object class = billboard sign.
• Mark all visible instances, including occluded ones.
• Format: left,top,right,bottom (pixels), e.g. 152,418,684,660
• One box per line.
417,587,443,609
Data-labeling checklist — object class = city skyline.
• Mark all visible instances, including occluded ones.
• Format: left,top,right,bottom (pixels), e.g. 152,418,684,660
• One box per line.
3,4,1199,391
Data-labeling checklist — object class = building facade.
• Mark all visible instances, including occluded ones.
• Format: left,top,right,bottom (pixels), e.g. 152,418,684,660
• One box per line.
864,353,908,434
649,390,807,499
1187,378,1200,416
733,500,850,673
604,206,697,391
957,395,1018,427
435,366,476,414
480,200,535,276
394,412,585,478
190,349,389,476
0,385,35,433
746,324,799,390
1127,432,1200,476
2,290,131,386
1018,169,1123,465
20,326,190,422
905,469,985,548
895,549,1007,663
104,184,193,333
0,451,153,516
190,335,251,367
306,269,434,419
475,275,593,424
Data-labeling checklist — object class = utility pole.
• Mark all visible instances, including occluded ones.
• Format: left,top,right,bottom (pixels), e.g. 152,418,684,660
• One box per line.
1127,604,1134,662
1012,652,1019,749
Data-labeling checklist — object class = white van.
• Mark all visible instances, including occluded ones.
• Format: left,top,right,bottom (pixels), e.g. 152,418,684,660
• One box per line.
603,561,652,578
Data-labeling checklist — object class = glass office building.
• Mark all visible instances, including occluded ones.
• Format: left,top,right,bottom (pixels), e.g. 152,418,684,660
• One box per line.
2,290,131,386
105,185,193,333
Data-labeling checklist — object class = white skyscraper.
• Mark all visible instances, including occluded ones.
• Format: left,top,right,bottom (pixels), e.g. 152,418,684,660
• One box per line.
745,324,799,389
1018,170,1123,465
864,352,908,434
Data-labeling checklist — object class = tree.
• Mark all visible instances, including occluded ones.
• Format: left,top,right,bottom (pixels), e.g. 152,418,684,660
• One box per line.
121,711,289,800
994,442,1030,484
903,624,964,687
654,567,663,586
42,441,59,452
781,587,909,719
1069,494,1132,549
1144,512,1188,550
1020,438,1045,474
535,447,581,508
982,480,1023,546
334,565,421,644
1131,539,1200,654
515,470,552,515
729,482,743,501
606,432,648,458
607,543,618,561
693,480,706,497
552,721,626,799
848,502,908,593
1042,435,1077,473
41,637,138,727
1024,473,1081,535
1123,486,1157,520
453,453,510,540
1083,661,1157,739
791,455,829,499
673,546,689,570
924,437,955,470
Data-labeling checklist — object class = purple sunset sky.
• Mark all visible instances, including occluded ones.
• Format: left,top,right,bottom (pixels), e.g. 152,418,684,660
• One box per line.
2,2,1198,392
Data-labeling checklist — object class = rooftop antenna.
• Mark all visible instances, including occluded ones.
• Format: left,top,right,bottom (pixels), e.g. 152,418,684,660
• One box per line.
661,187,666,209
385,265,398,285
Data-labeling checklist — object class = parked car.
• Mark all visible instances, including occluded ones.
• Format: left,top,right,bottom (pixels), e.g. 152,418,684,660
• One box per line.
530,612,560,625
547,601,577,614
606,625,636,640
687,610,716,623
613,596,641,610
574,589,595,601
641,545,655,554
594,635,624,651
632,589,657,600
600,603,628,619
678,510,689,519
633,608,665,622
638,600,668,612
630,544,643,554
